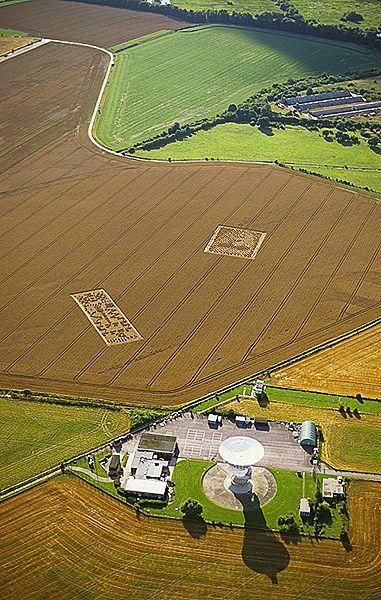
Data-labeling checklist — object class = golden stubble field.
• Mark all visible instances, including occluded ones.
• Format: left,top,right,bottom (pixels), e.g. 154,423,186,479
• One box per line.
0,476,380,599
270,323,381,399
0,35,37,56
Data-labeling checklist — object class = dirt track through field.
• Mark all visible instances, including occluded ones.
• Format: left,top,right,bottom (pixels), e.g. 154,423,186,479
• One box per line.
0,1,380,406
0,476,380,599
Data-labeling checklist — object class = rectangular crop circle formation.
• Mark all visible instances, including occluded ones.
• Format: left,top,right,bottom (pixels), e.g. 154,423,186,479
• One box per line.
71,289,142,346
204,226,266,259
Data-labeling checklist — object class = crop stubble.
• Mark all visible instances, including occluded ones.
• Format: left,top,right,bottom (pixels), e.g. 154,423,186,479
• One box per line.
0,476,380,599
270,322,381,398
0,1,380,406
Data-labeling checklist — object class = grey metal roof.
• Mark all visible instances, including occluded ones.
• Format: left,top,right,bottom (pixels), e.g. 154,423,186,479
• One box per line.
300,421,317,446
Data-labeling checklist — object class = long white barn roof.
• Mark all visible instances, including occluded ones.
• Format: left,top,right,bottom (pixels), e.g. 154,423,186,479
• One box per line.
123,477,167,495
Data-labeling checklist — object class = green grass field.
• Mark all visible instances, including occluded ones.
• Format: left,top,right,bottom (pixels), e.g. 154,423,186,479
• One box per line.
302,166,381,193
0,27,28,36
192,384,381,415
139,123,381,193
292,0,381,30
0,397,130,490
0,0,31,8
141,459,342,535
173,0,280,15
265,386,381,416
96,25,381,149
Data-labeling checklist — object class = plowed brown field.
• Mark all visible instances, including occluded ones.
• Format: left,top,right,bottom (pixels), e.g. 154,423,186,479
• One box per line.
0,0,189,46
0,0,380,407
270,322,381,399
0,476,380,599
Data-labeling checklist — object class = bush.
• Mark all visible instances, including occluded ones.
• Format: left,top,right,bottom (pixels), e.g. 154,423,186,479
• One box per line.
181,498,203,520
315,500,331,524
129,408,165,431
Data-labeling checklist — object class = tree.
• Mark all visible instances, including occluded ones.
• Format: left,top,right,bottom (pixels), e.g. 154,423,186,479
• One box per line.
258,116,271,132
278,513,299,533
23,389,32,397
368,136,379,149
306,86,313,96
228,103,237,112
181,499,203,520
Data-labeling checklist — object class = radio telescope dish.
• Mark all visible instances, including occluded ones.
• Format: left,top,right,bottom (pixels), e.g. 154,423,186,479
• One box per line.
219,436,264,467
219,436,265,494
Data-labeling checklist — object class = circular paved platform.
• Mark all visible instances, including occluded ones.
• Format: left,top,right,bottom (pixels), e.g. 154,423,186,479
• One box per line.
203,464,277,511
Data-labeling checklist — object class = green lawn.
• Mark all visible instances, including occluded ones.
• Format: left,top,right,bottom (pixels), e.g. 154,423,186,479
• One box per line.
265,386,381,416
141,459,342,536
0,397,130,490
96,24,381,149
191,384,248,413
139,123,381,193
173,0,280,15
292,0,381,30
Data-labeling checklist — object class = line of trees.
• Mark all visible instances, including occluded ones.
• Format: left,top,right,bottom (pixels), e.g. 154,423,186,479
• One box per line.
67,0,381,49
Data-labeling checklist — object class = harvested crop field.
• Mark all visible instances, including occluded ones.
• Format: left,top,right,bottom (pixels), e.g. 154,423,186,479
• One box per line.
0,38,381,407
0,476,380,598
0,0,189,46
270,322,381,399
0,34,36,55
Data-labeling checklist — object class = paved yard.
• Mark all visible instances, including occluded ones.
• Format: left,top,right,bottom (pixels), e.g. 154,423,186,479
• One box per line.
121,414,312,472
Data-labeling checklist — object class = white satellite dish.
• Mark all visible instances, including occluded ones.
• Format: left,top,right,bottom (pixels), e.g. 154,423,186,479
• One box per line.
219,436,265,494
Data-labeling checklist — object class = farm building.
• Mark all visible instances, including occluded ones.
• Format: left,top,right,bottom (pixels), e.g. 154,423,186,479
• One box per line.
138,432,177,460
208,414,221,428
282,89,351,106
135,458,169,480
323,478,345,500
252,379,266,398
108,455,122,479
299,421,317,447
235,415,251,428
131,450,154,474
299,498,311,517
122,477,168,500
